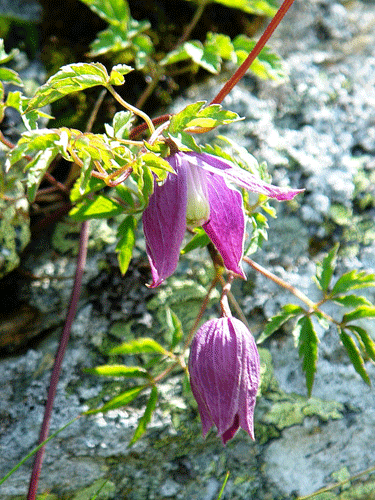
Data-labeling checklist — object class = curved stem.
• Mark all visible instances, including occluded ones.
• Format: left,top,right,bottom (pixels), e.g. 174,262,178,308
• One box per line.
27,221,90,500
220,273,234,317
210,0,296,105
183,271,221,351
107,85,155,135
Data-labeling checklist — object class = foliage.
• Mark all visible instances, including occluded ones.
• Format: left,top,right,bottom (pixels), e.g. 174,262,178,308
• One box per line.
258,244,375,395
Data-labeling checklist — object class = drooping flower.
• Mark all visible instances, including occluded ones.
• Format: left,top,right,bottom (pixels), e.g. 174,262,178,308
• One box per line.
143,151,303,287
188,316,260,445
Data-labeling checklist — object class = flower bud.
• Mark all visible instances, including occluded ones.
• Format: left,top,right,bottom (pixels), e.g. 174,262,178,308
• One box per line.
188,317,260,445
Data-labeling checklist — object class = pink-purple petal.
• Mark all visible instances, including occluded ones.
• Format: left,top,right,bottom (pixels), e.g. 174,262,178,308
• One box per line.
142,155,187,287
186,152,304,201
202,172,246,279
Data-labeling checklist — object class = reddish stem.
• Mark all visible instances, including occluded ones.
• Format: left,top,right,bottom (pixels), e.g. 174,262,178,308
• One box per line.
210,0,296,105
129,0,295,139
26,221,90,500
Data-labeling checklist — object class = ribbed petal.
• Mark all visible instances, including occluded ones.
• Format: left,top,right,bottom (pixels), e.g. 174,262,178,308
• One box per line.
202,173,245,278
188,318,243,441
234,318,260,440
185,152,304,201
142,155,187,287
189,317,260,445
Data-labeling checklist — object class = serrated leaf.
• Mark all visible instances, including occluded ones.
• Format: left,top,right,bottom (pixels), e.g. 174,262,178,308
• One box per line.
332,270,375,295
181,227,210,255
295,316,319,396
0,67,23,86
70,195,123,221
79,0,130,27
109,338,168,356
346,325,375,362
257,304,304,344
339,330,371,385
315,243,339,292
129,386,158,445
169,101,240,135
86,364,150,378
233,35,286,81
210,0,277,16
333,295,372,308
27,63,110,110
116,215,137,275
86,385,146,414
342,306,375,323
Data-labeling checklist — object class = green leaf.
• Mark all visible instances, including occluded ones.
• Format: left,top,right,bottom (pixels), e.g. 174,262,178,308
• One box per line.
109,63,133,85
257,304,304,344
339,329,371,385
25,148,60,202
129,386,158,445
116,215,137,275
70,195,123,221
294,316,319,396
169,101,240,135
141,152,176,180
109,338,168,356
6,91,54,131
0,67,23,86
346,325,375,362
27,63,111,110
315,243,339,292
78,0,130,27
233,35,286,81
108,110,134,139
165,308,183,350
342,306,375,324
333,295,372,308
88,26,130,56
137,164,154,205
210,0,277,16
0,39,18,65
85,364,150,378
133,33,154,70
181,227,210,255
86,386,146,414
332,270,375,295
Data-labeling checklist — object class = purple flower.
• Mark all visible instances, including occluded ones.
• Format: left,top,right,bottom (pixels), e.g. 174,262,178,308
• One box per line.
143,151,302,287
188,316,260,445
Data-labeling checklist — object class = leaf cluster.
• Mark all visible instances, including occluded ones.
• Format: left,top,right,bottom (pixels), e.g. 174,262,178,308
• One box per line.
258,244,375,395
85,310,184,445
